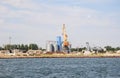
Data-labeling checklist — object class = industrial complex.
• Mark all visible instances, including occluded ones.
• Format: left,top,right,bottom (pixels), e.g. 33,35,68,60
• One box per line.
0,24,120,58
46,24,71,53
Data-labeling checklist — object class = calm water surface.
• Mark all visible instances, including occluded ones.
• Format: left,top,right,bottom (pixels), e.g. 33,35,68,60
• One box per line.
0,58,120,78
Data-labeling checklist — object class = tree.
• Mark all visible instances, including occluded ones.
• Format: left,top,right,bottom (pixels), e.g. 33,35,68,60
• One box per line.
20,44,25,50
71,48,77,52
4,44,19,50
17,44,21,49
13,44,18,49
104,46,111,51
4,44,11,50
29,44,38,50
116,47,120,51
104,46,115,52
0,47,3,50
24,45,28,51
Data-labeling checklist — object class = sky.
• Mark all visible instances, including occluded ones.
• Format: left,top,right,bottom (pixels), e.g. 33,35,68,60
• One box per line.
0,0,120,48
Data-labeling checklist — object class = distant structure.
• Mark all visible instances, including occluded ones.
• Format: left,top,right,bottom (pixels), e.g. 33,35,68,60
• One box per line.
46,24,71,53
56,36,62,52
86,42,91,51
9,36,12,49
84,42,106,54
84,42,91,54
46,41,56,52
62,24,70,53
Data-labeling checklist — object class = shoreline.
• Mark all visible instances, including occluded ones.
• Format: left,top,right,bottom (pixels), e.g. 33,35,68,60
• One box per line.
1,55,120,59
1,51,120,59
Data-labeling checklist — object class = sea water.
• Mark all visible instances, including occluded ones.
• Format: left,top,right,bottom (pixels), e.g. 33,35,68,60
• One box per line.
0,58,120,78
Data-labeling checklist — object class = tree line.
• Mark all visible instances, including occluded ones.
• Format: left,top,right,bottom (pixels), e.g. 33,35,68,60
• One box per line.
104,46,120,52
0,44,40,51
71,46,120,52
0,44,120,53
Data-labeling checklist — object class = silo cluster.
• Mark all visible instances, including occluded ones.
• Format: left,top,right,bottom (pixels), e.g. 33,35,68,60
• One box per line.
46,36,62,52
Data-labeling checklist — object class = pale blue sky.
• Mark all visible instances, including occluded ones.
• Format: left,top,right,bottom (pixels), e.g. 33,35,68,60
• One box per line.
0,0,120,48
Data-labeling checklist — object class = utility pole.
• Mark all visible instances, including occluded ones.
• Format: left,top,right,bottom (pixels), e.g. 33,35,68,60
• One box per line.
9,36,11,50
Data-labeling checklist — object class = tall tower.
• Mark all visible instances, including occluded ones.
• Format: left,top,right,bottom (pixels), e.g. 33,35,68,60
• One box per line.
62,24,69,47
9,36,11,50
62,24,70,53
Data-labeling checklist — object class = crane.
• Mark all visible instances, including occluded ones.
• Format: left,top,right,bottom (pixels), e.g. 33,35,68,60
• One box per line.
62,24,70,52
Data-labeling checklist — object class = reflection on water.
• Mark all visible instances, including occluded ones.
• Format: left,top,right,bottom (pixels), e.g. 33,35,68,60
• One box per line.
0,58,120,78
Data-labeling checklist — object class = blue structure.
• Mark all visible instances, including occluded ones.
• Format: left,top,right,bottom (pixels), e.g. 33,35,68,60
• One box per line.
56,36,62,52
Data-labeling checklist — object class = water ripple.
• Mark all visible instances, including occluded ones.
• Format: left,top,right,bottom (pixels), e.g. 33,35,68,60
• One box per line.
0,58,120,78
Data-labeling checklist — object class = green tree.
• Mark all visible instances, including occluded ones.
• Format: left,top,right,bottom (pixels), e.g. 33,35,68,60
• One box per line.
24,45,28,51
104,46,111,51
116,47,120,51
71,48,77,52
0,46,3,50
104,46,115,52
4,44,11,50
17,44,20,49
13,44,18,49
20,44,25,50
29,44,38,50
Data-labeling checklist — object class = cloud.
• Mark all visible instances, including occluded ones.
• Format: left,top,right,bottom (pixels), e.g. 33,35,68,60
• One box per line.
1,0,36,9
79,0,114,3
0,4,8,11
19,5,115,28
0,0,117,27
0,0,118,28
0,19,4,24
79,0,116,4
0,0,119,47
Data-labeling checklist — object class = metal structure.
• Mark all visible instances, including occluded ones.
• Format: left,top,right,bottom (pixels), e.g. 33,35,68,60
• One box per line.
53,43,58,52
56,36,62,52
62,24,70,53
46,41,55,52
